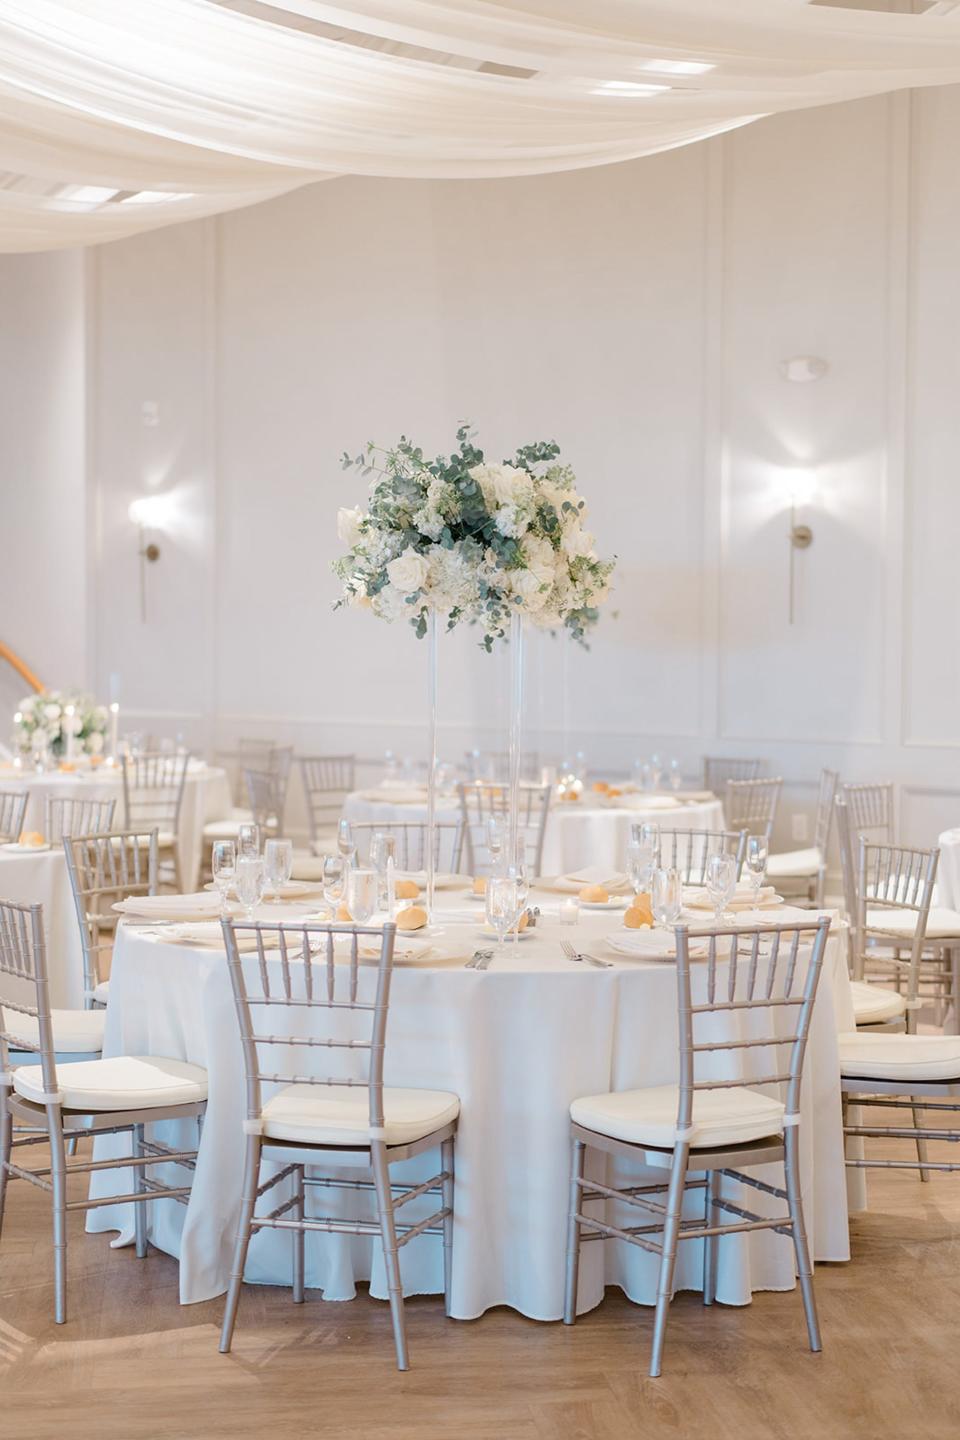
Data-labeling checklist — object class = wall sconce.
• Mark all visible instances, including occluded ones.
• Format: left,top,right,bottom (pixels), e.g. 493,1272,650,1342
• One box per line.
128,497,165,623
779,355,829,384
784,470,815,625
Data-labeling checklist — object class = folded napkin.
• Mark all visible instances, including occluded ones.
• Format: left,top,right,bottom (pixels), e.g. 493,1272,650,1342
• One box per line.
115,892,224,922
355,787,428,805
552,867,630,895
614,794,681,811
684,885,782,913
397,871,461,891
605,930,709,960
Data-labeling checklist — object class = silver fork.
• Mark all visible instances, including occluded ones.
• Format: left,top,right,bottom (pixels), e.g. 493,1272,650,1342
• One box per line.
465,949,494,970
560,939,612,969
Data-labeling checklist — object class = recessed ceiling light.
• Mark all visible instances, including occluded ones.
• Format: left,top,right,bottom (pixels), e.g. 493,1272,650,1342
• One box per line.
636,59,715,76
60,184,120,206
121,190,194,205
591,80,670,97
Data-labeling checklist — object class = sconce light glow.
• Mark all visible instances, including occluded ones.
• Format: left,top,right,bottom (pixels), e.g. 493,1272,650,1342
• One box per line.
128,494,172,530
788,469,817,508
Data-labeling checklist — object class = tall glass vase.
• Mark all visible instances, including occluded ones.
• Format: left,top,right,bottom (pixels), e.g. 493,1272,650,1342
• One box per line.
507,610,525,868
425,609,439,922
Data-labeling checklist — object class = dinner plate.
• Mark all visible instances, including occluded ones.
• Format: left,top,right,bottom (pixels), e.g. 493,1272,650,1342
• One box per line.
579,896,630,911
1,841,52,853
479,926,535,942
203,879,319,899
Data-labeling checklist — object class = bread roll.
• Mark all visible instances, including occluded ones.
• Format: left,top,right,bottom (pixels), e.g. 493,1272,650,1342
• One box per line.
578,884,610,904
394,879,420,900
396,905,427,931
624,895,654,929
472,876,487,896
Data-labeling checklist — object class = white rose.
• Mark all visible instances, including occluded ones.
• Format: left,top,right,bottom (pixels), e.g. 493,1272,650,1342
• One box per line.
511,568,550,611
386,549,429,594
470,463,533,512
524,536,558,587
561,524,596,560
337,506,365,548
86,731,104,754
44,702,61,721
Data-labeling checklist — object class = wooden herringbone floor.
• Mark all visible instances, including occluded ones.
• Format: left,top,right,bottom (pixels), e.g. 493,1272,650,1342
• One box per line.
1,1128,959,1440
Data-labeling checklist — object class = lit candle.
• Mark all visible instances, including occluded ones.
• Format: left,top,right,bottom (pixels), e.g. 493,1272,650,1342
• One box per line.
559,897,580,927
109,702,119,762
64,704,76,763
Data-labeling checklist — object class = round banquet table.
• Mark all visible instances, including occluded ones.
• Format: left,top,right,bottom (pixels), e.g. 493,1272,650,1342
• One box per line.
0,846,83,1006
343,787,725,875
87,892,853,1319
937,829,960,911
0,761,231,892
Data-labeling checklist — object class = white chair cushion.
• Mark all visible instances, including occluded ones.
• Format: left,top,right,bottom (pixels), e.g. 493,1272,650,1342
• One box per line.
766,847,821,880
570,1083,785,1150
839,1032,960,1083
849,980,906,1026
261,1083,460,1147
866,906,960,940
93,980,110,1006
12,1055,208,1111
4,1007,105,1055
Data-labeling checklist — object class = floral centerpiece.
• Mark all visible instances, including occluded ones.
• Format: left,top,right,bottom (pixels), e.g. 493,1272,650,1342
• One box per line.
13,691,109,758
334,426,614,649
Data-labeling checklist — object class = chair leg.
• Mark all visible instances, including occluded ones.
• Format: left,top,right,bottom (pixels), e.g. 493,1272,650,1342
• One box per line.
441,1136,455,1317
219,1133,261,1354
292,1166,305,1304
563,1136,586,1325
912,1103,931,1183
371,1142,409,1371
48,1110,68,1325
133,1123,148,1259
784,1127,821,1354
702,1169,720,1306
650,1144,689,1378
0,1084,11,1242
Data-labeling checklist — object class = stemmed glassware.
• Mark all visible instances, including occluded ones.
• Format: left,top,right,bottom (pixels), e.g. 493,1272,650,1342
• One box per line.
235,853,264,920
347,867,378,925
236,823,260,862
745,835,769,903
337,818,357,867
649,753,663,792
668,758,683,792
705,852,737,925
211,840,236,918
486,874,520,958
263,838,293,903
651,866,682,929
370,831,397,909
626,839,656,899
487,814,507,872
322,854,346,919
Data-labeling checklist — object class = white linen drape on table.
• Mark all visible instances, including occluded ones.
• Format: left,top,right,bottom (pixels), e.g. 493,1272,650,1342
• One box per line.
3,1,960,250
937,829,960,911
86,906,853,1318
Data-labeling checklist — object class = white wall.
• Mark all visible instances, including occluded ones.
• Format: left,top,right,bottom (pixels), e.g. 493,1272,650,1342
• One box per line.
9,86,960,852
0,249,87,700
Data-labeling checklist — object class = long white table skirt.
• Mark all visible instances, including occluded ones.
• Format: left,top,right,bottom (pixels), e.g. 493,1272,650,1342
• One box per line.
0,848,83,1006
87,913,853,1319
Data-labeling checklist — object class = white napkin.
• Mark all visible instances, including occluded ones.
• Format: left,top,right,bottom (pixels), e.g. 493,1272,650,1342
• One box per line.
612,794,681,811
397,871,461,891
355,787,427,805
684,885,781,912
605,930,709,960
552,867,630,894
114,892,224,922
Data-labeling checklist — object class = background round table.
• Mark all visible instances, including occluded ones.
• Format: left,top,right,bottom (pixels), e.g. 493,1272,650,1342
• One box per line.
87,894,853,1320
343,788,725,874
937,828,960,910
0,761,231,891
0,846,83,1006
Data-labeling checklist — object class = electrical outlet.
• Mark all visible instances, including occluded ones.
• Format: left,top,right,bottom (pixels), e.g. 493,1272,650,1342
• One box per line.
791,813,809,843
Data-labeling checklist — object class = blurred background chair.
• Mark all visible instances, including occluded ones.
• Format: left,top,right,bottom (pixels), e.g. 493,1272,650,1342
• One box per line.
0,789,28,843
349,820,466,874
767,768,838,908
121,752,189,889
701,756,764,793
725,777,782,843
457,780,552,876
44,796,116,846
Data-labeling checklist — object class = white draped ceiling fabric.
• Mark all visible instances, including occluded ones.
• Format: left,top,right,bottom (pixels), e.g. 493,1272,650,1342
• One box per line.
2,0,960,251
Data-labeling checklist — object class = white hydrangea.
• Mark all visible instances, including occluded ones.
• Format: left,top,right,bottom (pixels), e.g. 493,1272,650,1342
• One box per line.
337,506,365,548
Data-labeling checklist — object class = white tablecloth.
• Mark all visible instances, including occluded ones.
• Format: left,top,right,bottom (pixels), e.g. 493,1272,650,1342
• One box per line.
87,894,853,1319
937,828,960,910
343,789,725,875
0,763,231,891
0,847,83,1007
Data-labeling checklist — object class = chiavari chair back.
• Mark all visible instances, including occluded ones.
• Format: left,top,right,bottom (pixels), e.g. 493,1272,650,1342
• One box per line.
565,913,831,1376
0,790,28,843
299,755,356,854
457,780,552,875
44,795,116,845
219,916,458,1369
701,757,763,793
121,751,189,887
724,776,782,841
63,830,158,1009
840,781,895,845
349,820,465,874
654,828,747,885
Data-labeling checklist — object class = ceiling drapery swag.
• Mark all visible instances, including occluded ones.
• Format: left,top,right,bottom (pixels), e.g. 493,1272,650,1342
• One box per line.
1,0,960,251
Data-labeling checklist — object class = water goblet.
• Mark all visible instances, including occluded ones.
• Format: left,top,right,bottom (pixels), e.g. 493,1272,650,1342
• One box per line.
631,821,661,859
235,854,264,921
486,875,520,959
370,831,397,908
211,840,236,917
237,823,260,862
322,853,345,919
626,840,656,899
649,753,663,792
668,758,683,792
745,835,769,902
263,838,293,903
706,853,737,925
487,813,507,872
651,866,682,929
347,867,379,925
337,818,357,866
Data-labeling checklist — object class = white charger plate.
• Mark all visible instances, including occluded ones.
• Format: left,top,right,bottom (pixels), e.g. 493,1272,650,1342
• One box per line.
1,841,52,853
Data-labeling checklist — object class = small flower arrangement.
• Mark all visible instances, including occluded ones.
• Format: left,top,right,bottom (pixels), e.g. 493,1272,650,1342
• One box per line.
334,426,614,649
14,691,109,757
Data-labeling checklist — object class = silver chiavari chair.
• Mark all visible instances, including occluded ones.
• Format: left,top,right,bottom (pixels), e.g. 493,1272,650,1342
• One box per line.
724,776,782,842
767,768,838,909
121,751,189,889
841,837,960,1184
44,795,116,845
299,755,357,855
457,780,552,876
217,738,284,809
701,757,763,793
840,781,896,845
0,789,28,842
654,828,747,886
349,820,466,874
0,899,207,1323
63,830,158,1010
219,917,459,1370
564,914,831,1377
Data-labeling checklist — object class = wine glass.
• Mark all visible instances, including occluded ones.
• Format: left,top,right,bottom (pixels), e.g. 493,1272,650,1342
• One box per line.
237,823,260,862
509,838,530,933
347,867,378,925
745,835,769,902
486,874,520,958
370,831,397,908
631,821,661,859
322,853,345,919
705,853,737,925
649,753,663,792
668,758,683,793
263,838,293,903
235,854,264,920
487,813,507,872
211,840,236,917
337,818,357,867
651,867,682,928
626,840,656,899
